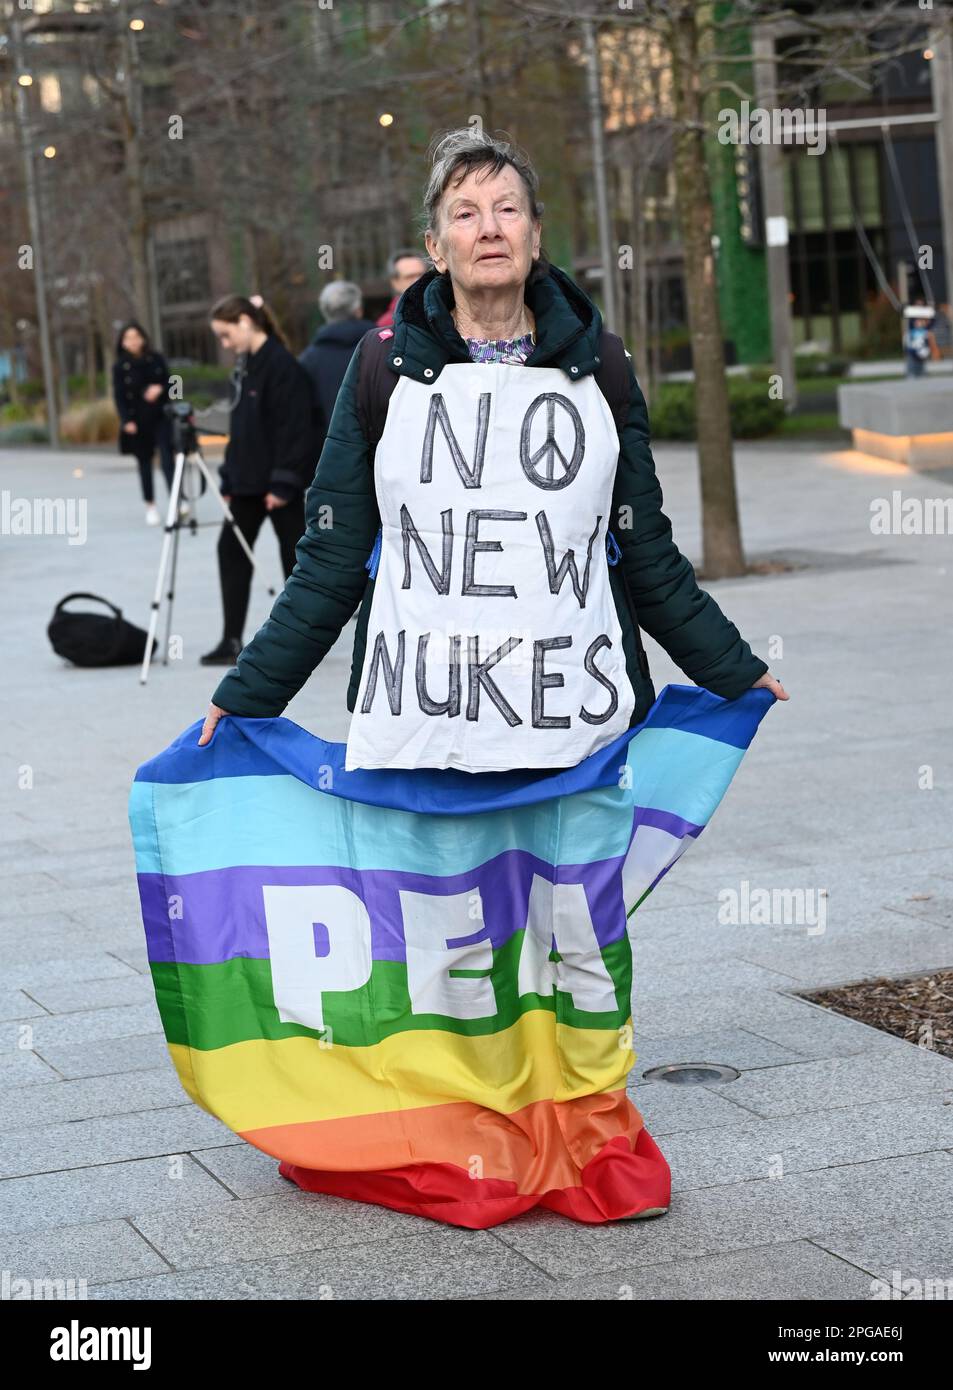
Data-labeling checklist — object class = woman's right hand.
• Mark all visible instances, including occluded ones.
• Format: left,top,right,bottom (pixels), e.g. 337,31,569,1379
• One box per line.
123,421,137,434
198,703,229,746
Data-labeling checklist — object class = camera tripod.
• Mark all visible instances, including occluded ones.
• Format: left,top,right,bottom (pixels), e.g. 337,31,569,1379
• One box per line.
139,405,276,685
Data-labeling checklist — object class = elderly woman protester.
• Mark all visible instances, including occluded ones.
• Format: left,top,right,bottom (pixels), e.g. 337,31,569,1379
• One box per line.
194,128,787,1226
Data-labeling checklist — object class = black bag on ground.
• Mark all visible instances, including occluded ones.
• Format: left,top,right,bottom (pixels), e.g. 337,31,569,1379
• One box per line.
48,592,157,667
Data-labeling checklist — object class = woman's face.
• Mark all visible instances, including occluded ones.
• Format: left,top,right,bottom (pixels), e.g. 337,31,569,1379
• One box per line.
211,315,254,354
425,165,541,299
121,327,146,356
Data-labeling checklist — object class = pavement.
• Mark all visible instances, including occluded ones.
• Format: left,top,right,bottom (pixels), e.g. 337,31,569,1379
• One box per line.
1,437,952,1301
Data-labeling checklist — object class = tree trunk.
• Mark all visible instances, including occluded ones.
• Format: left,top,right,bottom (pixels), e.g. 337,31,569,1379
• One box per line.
628,133,651,394
668,3,746,578
86,313,98,402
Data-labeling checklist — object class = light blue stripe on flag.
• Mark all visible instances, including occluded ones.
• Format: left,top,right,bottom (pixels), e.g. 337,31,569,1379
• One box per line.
129,725,744,878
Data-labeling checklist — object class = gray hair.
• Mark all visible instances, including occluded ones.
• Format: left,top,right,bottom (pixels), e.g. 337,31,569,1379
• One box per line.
386,247,429,278
421,128,545,239
318,280,363,321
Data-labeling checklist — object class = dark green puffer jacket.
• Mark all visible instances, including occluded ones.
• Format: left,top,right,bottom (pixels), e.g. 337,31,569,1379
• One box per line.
212,263,767,726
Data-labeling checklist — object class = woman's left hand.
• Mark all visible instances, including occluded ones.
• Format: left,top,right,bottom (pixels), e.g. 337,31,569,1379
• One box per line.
264,492,288,510
143,384,163,403
753,672,789,700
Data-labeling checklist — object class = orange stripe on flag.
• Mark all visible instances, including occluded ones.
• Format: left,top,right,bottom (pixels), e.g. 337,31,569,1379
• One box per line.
241,1088,645,1196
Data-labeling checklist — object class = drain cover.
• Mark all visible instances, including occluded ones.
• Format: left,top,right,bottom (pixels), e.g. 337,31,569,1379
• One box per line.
642,1062,740,1085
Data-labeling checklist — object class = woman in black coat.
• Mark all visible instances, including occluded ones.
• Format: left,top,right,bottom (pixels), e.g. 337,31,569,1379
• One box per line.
112,322,174,526
199,294,318,666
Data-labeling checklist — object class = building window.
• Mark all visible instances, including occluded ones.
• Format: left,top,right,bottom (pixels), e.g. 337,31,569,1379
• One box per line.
784,143,887,345
156,239,212,308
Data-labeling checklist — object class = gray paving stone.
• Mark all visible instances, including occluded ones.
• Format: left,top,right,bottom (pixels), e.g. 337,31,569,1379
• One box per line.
0,1069,188,1130
0,953,138,992
628,1080,762,1134
131,1190,423,1270
474,1239,878,1301
32,1032,170,1080
697,1048,953,1119
0,926,144,967
188,1143,289,1199
0,1001,161,1053
44,862,138,892
21,974,156,1015
631,1028,802,1073
0,871,62,899
634,956,801,994
813,1215,953,1287
0,990,47,1022
90,1228,547,1300
633,987,917,1058
737,1008,923,1062
491,1152,953,1277
660,1094,953,1190
0,1049,60,1090
0,1154,236,1235
4,883,143,924
884,896,953,929
0,1106,235,1179
0,838,48,864
734,924,953,987
0,1219,169,1288
106,945,150,974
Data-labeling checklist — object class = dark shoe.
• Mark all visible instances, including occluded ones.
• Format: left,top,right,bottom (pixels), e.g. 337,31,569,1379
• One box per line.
199,637,242,666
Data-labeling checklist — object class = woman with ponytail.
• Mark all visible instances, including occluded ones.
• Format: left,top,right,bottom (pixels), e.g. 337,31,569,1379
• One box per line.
200,294,318,666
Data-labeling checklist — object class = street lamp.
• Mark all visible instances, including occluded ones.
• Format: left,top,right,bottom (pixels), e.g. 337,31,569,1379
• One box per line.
8,12,58,444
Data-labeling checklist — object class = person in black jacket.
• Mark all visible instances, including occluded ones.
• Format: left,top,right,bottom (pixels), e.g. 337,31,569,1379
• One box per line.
112,322,174,526
298,280,376,458
200,294,317,667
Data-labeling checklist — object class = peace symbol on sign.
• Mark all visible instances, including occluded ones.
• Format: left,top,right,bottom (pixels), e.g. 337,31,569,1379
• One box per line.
519,392,586,491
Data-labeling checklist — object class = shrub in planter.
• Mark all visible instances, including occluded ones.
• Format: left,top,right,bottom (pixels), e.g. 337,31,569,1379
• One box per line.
729,381,786,436
0,421,50,445
649,384,697,440
60,397,120,444
649,380,785,440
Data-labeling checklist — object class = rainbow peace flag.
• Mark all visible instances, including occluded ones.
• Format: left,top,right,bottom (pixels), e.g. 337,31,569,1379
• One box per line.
130,684,773,1229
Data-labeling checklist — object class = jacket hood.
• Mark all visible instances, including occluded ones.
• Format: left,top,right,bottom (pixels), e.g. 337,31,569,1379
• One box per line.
309,317,377,349
387,262,605,384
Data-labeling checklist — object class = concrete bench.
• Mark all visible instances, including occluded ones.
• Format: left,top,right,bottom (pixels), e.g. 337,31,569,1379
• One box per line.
838,379,953,467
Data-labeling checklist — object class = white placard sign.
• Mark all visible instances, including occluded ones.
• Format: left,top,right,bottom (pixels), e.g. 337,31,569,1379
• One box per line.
344,362,636,772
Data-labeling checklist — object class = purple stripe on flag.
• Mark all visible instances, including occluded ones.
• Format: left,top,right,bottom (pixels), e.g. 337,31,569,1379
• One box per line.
139,850,634,966
633,805,703,842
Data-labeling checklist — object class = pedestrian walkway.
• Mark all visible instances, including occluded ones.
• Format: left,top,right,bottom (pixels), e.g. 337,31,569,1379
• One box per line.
1,440,951,1300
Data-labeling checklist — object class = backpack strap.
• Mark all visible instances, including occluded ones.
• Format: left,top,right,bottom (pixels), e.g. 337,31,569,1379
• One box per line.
356,327,401,454
358,326,633,450
593,330,632,434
